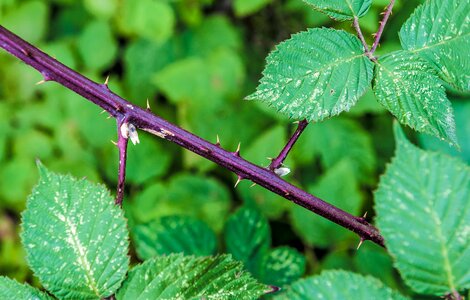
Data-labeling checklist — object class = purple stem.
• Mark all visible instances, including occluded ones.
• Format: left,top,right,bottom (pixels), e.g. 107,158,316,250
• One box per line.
0,25,385,247
269,120,308,171
370,0,396,54
115,117,129,206
353,17,370,54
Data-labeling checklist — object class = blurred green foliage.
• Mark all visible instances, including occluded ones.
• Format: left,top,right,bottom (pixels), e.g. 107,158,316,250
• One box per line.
0,0,468,298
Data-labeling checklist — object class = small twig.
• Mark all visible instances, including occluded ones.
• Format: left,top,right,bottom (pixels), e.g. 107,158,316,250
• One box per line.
353,17,370,54
269,120,308,171
115,117,129,206
370,0,396,54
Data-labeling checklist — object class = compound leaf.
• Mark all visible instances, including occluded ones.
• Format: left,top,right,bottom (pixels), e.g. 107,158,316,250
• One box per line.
21,163,129,299
258,247,306,287
133,215,217,260
375,123,470,295
373,50,457,146
224,206,271,272
274,270,409,299
399,0,470,91
302,0,372,20
116,254,270,300
0,277,54,300
246,28,373,122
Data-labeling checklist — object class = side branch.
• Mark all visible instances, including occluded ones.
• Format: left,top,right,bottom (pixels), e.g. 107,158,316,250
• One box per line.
115,118,130,206
0,25,385,247
269,120,308,172
370,0,395,54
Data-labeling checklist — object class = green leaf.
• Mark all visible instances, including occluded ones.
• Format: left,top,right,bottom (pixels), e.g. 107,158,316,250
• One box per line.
21,163,129,299
0,277,53,300
274,270,409,299
290,160,363,247
258,247,306,287
373,50,458,146
2,0,49,43
224,206,271,272
399,0,470,91
246,28,373,122
116,254,270,300
302,0,372,20
375,123,470,295
233,0,272,17
77,20,118,71
119,0,175,43
83,0,117,19
133,215,217,260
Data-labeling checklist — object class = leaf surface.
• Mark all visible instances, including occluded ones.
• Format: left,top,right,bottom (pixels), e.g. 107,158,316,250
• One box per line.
133,215,217,260
399,0,470,91
0,277,53,300
373,50,457,146
116,254,270,300
302,0,372,20
224,206,271,272
21,163,129,299
274,270,409,299
246,28,373,122
258,247,306,287
375,123,470,294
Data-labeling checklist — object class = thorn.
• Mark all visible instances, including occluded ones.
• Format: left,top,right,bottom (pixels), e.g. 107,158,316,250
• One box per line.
216,135,221,146
250,182,257,188
266,285,281,294
35,79,47,85
104,75,110,87
100,110,107,115
234,175,243,188
107,114,113,119
356,238,365,250
146,99,151,111
266,157,273,161
292,120,300,124
284,190,290,196
234,142,241,156
362,211,368,219
111,140,118,146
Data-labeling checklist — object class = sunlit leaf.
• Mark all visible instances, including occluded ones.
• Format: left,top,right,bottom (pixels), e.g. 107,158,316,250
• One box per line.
373,50,457,146
21,163,129,299
0,277,53,300
116,254,270,300
375,123,470,295
302,0,372,20
399,0,470,91
247,28,373,122
233,0,272,17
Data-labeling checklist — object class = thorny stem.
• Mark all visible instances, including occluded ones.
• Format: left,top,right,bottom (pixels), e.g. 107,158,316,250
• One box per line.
269,119,308,171
370,0,395,54
353,17,370,55
0,25,385,247
115,117,129,206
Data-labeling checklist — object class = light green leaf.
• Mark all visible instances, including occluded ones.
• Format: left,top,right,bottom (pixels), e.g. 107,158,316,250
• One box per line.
399,0,470,91
233,0,272,17
0,277,53,300
2,0,49,43
77,20,118,71
375,123,470,295
83,0,117,19
116,254,270,300
246,28,373,122
119,0,175,43
274,270,409,299
21,163,129,299
290,160,363,247
373,50,457,146
224,206,271,272
302,0,372,20
133,215,217,260
258,247,306,287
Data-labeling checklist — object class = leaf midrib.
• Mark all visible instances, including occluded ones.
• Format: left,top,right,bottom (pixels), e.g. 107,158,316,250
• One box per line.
407,31,470,54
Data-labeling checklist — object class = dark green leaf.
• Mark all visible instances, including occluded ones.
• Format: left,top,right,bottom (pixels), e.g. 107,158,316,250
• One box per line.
258,246,306,287
133,215,217,260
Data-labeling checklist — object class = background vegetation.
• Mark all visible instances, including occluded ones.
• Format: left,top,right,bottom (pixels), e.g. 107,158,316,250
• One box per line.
0,0,468,298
